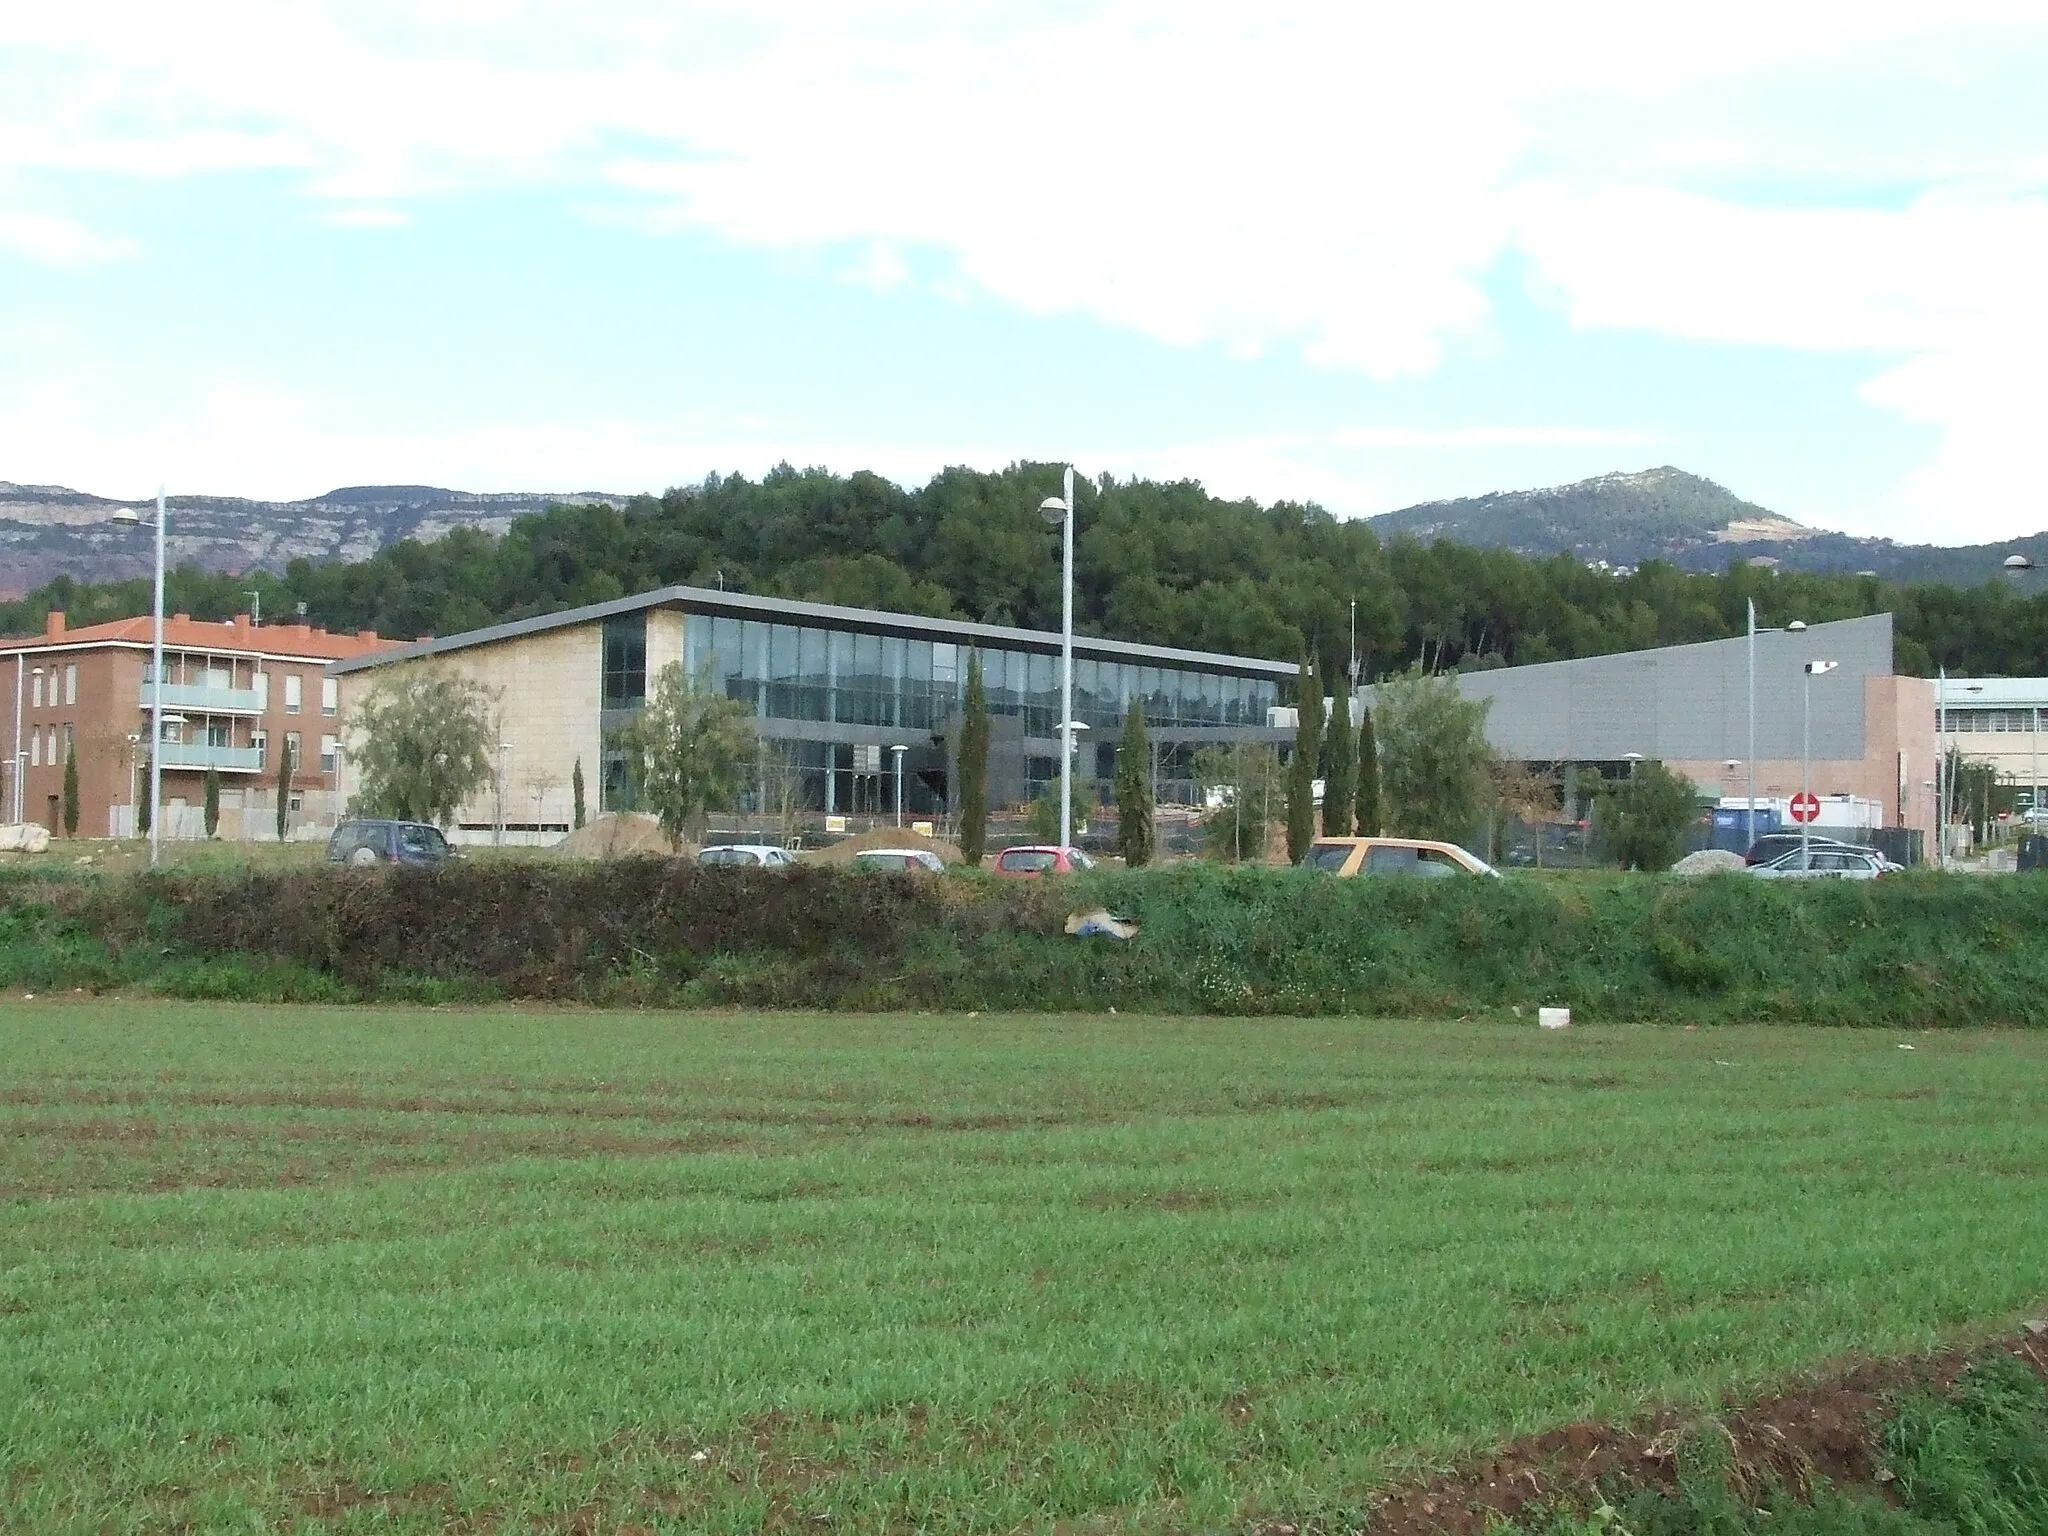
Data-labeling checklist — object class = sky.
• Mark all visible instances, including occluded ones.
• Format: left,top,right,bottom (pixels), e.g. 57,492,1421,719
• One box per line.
3,3,2047,543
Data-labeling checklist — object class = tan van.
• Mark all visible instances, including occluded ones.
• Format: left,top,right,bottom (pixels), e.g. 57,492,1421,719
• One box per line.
1300,836,1500,878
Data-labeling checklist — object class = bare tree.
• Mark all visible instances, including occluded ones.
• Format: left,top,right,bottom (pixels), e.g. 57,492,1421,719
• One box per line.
523,764,563,831
757,739,807,848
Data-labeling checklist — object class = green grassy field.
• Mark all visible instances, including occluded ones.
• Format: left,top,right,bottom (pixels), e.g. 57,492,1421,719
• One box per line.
4,1004,2047,1534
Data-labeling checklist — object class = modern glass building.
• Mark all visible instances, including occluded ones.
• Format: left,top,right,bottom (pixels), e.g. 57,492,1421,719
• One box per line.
333,584,1294,829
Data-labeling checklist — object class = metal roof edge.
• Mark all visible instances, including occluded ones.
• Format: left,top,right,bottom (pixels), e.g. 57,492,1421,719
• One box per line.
325,584,1299,679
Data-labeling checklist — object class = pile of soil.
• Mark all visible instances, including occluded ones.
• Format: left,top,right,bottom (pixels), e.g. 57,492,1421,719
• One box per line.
809,825,965,865
1358,1321,2048,1535
553,814,683,860
1671,848,1749,876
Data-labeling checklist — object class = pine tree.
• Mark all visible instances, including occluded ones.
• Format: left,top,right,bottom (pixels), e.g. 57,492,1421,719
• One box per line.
572,757,587,830
274,739,293,841
958,651,989,865
202,766,220,838
1113,698,1155,868
1285,656,1323,864
61,748,79,837
1356,706,1381,836
1322,683,1354,837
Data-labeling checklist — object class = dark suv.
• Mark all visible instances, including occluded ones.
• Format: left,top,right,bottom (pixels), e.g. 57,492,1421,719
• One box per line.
326,819,454,868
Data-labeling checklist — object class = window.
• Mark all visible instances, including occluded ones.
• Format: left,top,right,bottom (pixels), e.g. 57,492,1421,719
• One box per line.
64,664,77,705
206,720,230,749
31,672,43,708
284,674,302,714
253,730,268,770
1364,845,1420,875
321,678,338,716
61,724,74,760
29,728,39,767
320,734,338,775
1305,842,1354,872
285,731,301,770
601,614,647,709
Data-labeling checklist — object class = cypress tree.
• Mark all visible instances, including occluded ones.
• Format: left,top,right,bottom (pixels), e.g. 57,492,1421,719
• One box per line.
274,740,293,841
1285,656,1322,864
202,766,220,838
958,651,989,865
1113,698,1155,867
61,748,79,837
136,754,152,837
1322,683,1354,837
572,757,587,830
1356,706,1382,837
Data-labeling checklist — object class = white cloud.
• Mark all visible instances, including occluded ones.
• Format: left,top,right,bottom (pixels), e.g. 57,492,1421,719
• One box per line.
4,2,2048,532
0,210,137,265
321,206,411,228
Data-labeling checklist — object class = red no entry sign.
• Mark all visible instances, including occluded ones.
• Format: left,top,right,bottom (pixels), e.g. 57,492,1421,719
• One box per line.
1789,791,1821,824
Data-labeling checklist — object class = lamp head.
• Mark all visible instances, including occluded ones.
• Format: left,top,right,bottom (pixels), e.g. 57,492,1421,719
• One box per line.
1803,660,1839,676
1038,495,1068,526
111,506,142,526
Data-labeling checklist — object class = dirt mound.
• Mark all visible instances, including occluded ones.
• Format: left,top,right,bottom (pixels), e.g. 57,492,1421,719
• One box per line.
1361,1323,2048,1535
809,825,965,865
553,814,682,860
1672,848,1749,876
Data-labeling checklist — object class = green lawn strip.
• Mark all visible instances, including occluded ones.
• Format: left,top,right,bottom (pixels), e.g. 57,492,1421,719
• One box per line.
2,1005,2045,1533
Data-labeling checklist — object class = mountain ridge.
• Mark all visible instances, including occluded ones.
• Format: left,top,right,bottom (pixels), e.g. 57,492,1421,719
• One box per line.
0,482,629,598
1367,466,2048,584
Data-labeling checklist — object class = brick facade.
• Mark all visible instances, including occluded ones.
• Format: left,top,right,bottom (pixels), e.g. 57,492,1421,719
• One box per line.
4,611,395,839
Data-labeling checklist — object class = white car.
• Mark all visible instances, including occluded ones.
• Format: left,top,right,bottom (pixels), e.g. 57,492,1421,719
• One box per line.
1749,846,1887,880
697,843,797,868
849,848,946,873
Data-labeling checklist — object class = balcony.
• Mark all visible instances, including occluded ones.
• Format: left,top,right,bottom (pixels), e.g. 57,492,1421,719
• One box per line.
155,742,264,773
139,682,264,715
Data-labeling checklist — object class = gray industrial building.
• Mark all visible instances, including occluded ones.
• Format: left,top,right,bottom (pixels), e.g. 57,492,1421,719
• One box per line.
1368,613,1937,839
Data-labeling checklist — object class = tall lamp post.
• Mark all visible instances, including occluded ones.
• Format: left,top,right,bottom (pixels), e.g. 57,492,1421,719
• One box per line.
1038,466,1077,851
110,489,167,867
1934,672,1986,868
1801,659,1839,867
890,743,907,828
1745,602,1807,850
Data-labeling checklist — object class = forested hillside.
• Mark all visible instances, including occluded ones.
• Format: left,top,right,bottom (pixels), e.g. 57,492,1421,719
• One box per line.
6,463,2046,679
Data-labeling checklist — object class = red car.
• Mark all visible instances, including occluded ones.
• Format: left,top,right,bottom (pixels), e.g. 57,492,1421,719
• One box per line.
991,845,1096,877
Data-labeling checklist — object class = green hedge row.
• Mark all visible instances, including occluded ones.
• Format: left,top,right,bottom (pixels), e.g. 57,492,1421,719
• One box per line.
5,862,2048,1024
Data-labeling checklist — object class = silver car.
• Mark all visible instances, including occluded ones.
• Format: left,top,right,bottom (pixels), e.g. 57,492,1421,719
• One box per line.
697,843,797,868
1750,846,1886,880
849,848,946,873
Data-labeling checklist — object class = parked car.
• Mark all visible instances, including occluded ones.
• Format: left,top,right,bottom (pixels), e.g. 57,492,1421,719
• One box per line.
849,848,946,874
1750,846,1887,879
991,845,1096,877
1300,837,1501,878
697,844,797,868
1744,832,1867,867
326,819,454,869
1745,833,1902,873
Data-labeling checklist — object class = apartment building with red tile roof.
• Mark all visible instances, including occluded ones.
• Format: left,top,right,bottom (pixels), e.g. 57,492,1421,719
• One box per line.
4,610,396,839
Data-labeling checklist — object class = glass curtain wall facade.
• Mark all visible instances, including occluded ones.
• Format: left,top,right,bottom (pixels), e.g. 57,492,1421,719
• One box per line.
595,609,1280,815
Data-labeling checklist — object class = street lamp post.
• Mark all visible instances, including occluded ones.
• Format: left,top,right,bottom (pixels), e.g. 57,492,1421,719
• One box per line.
1801,659,1839,867
111,489,167,867
1745,602,1808,851
495,741,511,847
9,653,26,826
1038,466,1077,851
890,743,907,828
